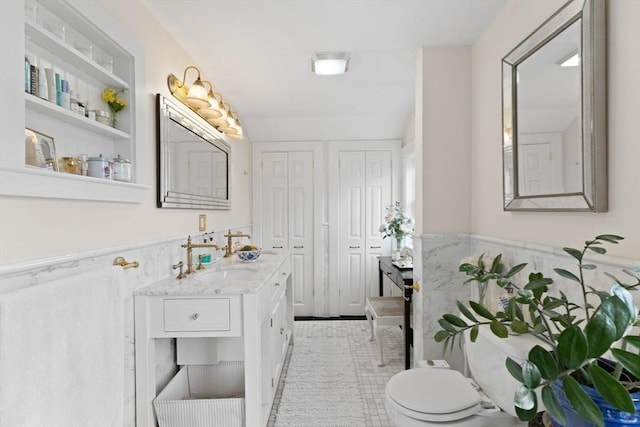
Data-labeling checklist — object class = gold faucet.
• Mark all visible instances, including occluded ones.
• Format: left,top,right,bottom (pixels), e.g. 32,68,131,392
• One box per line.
223,229,251,257
181,235,221,275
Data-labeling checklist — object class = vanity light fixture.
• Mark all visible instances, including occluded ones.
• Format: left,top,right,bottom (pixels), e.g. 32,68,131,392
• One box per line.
311,52,350,75
168,65,244,139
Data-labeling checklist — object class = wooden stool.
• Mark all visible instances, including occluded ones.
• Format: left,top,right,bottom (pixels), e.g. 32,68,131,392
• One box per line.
365,296,406,367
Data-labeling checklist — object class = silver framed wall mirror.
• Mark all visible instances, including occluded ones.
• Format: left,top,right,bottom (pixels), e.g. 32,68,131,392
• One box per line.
502,0,606,211
156,94,231,209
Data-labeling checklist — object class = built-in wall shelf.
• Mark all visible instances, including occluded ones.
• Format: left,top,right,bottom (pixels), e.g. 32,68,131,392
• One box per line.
26,94,131,140
25,18,129,89
0,162,149,203
3,0,148,203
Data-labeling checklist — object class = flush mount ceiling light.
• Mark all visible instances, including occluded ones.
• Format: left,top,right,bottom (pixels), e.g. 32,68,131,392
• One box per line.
168,65,244,139
558,49,580,67
311,52,350,75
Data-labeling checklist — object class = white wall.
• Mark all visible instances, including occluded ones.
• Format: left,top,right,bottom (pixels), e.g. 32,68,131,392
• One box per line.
0,0,252,265
419,47,472,234
470,0,640,259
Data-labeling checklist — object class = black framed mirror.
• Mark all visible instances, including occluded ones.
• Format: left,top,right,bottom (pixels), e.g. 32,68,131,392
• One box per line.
502,0,606,211
156,94,231,209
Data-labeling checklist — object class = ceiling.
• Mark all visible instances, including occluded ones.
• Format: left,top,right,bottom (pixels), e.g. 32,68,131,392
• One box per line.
143,0,505,142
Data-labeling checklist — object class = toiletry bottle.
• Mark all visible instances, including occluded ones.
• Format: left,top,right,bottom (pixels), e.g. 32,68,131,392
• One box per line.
37,59,48,101
60,79,70,109
25,57,31,93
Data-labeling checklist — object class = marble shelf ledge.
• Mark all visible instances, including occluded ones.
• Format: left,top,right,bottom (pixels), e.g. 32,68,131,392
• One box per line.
135,249,289,296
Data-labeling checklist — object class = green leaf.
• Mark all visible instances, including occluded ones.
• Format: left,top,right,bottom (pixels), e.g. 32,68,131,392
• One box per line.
584,313,617,358
589,363,635,413
581,264,597,270
543,298,566,311
443,314,467,328
438,318,456,333
521,360,541,388
611,349,640,379
595,234,624,243
434,330,450,342
510,320,529,334
459,263,475,273
557,326,588,369
589,246,607,255
529,345,559,380
524,277,554,291
490,320,508,338
599,296,633,340
477,253,486,269
490,254,503,273
527,273,552,300
623,336,640,349
469,301,496,320
506,357,524,382
542,385,566,426
515,400,538,421
469,324,479,342
563,247,583,262
563,376,604,427
505,263,528,278
554,268,581,283
457,301,478,322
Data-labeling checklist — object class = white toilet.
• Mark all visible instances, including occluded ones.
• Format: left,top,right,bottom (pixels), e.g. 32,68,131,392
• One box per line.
385,325,542,426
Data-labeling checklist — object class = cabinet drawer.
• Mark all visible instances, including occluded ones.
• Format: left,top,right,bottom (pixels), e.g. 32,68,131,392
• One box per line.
380,265,400,286
164,298,230,332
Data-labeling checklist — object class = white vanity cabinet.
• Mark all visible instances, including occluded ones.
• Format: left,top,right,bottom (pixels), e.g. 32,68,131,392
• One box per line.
0,0,148,202
135,251,293,427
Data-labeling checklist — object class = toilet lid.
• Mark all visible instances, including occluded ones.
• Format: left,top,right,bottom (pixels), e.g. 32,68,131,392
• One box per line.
386,369,481,421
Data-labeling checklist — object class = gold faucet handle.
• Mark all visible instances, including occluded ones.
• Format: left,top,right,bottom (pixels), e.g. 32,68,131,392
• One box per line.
181,235,193,249
172,261,186,279
196,254,205,270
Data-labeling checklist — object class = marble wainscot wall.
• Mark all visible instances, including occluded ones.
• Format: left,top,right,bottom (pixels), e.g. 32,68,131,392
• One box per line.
413,233,640,372
0,225,251,427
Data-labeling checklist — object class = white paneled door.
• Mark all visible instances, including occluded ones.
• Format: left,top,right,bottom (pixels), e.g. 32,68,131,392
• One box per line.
338,151,391,316
260,151,314,317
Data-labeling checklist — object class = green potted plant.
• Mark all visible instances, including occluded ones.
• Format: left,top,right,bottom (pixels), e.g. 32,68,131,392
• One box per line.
435,235,640,427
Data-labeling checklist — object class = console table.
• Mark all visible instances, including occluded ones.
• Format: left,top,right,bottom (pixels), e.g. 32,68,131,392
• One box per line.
378,256,413,369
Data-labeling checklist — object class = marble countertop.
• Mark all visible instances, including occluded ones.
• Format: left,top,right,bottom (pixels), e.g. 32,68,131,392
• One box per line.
135,249,289,296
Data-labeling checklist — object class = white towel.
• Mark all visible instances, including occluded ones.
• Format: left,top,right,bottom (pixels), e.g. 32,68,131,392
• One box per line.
0,266,126,427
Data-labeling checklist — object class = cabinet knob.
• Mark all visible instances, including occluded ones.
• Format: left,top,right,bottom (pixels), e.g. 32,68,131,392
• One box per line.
349,246,360,249
272,246,284,249
274,282,280,287
192,313,199,320
370,246,381,249
293,245,304,249
280,327,285,335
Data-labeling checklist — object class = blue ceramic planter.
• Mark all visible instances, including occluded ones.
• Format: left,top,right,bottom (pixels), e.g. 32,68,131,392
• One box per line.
549,378,640,426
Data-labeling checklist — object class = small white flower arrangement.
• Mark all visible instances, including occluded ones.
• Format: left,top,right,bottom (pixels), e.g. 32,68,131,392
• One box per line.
379,201,414,241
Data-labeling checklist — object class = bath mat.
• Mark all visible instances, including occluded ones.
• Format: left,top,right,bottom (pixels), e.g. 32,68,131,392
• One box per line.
274,336,367,427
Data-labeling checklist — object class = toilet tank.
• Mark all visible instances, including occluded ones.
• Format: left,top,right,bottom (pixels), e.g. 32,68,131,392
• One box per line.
465,325,545,416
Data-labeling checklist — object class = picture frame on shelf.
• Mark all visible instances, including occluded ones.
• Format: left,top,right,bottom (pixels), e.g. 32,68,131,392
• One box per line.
25,128,57,171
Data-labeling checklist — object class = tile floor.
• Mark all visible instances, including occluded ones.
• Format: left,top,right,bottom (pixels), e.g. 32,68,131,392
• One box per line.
268,320,405,427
